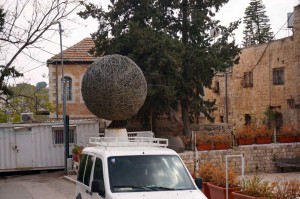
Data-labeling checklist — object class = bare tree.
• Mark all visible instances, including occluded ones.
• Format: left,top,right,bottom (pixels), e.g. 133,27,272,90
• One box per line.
0,0,81,109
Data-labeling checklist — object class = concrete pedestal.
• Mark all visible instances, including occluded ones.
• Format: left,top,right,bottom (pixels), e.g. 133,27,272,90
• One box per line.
104,128,128,139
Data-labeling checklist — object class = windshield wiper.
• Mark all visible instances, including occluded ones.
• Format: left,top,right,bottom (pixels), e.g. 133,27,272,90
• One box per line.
145,186,176,191
113,185,185,191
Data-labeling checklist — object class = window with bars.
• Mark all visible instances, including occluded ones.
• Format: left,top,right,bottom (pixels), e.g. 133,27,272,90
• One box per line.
61,76,72,101
52,127,76,144
273,68,284,85
242,72,253,88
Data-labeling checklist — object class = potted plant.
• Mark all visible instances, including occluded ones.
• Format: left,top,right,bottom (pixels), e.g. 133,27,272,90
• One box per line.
72,145,83,162
254,125,273,144
272,178,300,199
207,164,240,199
213,134,232,150
197,135,214,151
198,162,216,199
235,126,255,145
277,124,297,143
232,176,275,199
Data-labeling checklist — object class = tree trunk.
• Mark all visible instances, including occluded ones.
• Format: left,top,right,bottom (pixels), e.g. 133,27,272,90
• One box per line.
180,0,191,137
151,111,157,134
181,99,191,136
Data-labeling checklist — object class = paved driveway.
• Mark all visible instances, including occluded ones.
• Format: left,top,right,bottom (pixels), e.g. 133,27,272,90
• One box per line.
0,171,75,199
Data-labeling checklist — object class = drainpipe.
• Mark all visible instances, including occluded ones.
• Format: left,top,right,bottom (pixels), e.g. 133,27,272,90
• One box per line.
55,62,58,120
224,72,228,123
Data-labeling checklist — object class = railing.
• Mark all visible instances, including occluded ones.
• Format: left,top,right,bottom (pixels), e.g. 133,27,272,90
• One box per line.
89,136,168,148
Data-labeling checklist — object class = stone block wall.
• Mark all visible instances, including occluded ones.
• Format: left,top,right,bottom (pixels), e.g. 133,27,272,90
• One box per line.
180,143,300,175
204,5,300,131
48,63,96,119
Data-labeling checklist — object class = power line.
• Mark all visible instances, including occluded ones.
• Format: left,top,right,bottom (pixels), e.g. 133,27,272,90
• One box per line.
5,22,70,49
247,12,293,73
231,12,294,80
18,31,57,72
23,63,45,73
20,50,47,64
4,21,91,73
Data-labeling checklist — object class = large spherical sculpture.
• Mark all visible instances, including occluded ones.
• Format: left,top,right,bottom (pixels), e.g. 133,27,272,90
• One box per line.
81,54,147,121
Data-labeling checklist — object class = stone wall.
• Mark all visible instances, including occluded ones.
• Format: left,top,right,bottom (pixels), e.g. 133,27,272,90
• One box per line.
204,5,300,131
48,63,96,119
180,143,300,174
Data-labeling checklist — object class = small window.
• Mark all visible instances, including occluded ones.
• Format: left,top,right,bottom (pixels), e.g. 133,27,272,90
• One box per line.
61,76,72,101
52,127,76,144
94,158,104,182
93,157,105,197
220,116,224,123
84,155,94,186
275,112,283,131
244,114,251,126
273,68,284,85
212,81,220,94
242,72,253,88
78,154,88,183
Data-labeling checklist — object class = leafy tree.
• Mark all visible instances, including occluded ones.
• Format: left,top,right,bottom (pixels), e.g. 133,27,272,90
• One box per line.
0,82,53,123
0,109,9,123
242,0,273,46
79,0,240,136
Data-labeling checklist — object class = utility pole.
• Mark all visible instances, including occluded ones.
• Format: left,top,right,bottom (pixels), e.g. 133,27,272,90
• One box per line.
52,21,69,174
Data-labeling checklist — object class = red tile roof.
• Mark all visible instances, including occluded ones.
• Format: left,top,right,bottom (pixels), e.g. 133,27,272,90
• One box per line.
48,37,98,63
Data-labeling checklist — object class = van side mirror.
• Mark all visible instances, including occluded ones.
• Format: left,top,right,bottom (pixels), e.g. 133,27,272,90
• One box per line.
91,180,105,197
195,177,203,189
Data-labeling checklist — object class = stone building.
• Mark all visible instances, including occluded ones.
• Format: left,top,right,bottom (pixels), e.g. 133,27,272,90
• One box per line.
47,38,99,120
205,5,300,131
46,38,181,133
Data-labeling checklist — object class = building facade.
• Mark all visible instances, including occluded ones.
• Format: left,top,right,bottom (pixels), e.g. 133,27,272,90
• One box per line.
205,5,300,131
47,38,99,120
47,5,300,133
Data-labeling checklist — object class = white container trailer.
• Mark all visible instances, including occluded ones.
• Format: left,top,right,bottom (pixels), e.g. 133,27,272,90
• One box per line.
0,120,99,172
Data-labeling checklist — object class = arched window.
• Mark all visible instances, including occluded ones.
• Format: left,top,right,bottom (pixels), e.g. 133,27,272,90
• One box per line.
61,76,72,101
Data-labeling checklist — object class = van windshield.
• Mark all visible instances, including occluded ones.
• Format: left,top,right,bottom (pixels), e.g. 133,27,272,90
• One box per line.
108,155,196,192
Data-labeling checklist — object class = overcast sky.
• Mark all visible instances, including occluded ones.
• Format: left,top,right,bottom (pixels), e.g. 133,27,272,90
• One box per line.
12,0,300,86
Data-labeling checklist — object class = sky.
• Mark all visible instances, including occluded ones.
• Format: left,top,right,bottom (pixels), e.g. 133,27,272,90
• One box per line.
7,0,300,86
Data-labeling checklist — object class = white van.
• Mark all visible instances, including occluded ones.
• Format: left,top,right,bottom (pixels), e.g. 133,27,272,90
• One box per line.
75,136,207,199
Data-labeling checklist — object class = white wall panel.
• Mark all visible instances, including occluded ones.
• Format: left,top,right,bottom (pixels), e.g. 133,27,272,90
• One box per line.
0,120,98,172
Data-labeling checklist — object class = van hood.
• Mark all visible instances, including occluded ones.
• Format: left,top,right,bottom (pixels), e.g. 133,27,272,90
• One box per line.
110,190,207,199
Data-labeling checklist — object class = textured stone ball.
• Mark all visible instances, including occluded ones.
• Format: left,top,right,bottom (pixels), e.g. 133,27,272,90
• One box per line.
81,54,147,120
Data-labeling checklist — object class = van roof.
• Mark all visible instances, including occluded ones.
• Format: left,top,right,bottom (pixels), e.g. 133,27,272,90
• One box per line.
82,136,177,157
89,137,169,148
82,145,177,157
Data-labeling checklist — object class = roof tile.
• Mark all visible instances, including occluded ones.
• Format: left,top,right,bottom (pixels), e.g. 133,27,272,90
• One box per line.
48,37,98,62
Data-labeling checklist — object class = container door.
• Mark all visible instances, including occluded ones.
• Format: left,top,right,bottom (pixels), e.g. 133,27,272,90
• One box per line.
15,129,34,168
